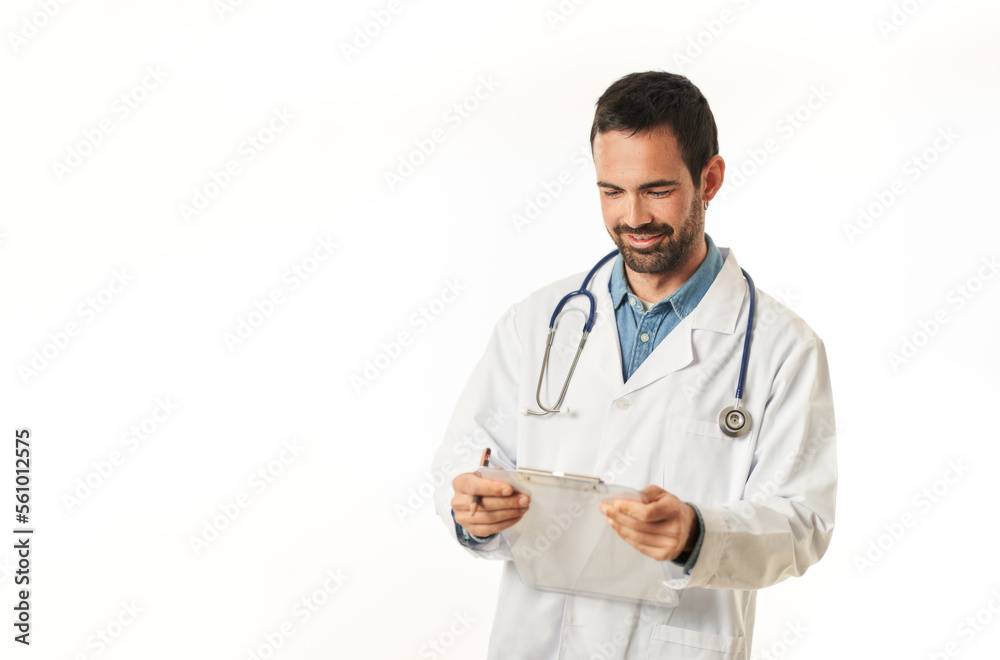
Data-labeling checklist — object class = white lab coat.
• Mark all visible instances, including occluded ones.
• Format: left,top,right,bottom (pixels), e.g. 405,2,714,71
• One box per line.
432,248,836,660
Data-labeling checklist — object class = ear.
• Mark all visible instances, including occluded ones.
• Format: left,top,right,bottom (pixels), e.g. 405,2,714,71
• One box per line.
699,155,726,202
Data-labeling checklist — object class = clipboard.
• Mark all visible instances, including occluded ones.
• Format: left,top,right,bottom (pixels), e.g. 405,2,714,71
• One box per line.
476,467,680,607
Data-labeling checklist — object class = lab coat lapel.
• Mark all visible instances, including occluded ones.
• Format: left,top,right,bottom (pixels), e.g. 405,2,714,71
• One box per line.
616,317,695,396
555,249,747,398
616,249,746,396
580,258,694,397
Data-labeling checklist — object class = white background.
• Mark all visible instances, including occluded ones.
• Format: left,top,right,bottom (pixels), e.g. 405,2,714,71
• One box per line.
2,0,999,658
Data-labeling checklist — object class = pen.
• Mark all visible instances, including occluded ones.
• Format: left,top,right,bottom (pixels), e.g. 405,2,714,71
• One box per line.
469,447,491,516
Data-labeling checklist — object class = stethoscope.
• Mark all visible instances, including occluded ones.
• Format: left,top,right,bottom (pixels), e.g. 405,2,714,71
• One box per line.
522,249,757,439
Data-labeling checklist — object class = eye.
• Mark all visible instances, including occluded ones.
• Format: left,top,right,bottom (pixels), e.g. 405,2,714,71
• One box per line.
648,190,672,198
601,189,622,198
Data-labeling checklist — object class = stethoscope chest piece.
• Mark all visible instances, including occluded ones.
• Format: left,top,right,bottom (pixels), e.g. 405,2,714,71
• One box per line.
719,405,751,438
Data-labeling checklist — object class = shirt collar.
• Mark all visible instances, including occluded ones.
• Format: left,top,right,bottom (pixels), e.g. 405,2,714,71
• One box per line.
609,254,633,311
608,234,723,319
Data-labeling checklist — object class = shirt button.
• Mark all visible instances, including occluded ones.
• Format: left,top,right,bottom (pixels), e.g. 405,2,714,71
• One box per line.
616,398,631,411
630,298,638,307
640,333,650,342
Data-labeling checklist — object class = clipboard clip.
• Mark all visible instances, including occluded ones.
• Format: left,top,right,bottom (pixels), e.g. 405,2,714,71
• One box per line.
516,467,603,484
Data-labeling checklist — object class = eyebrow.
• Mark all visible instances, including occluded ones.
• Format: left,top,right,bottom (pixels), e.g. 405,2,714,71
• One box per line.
596,179,682,190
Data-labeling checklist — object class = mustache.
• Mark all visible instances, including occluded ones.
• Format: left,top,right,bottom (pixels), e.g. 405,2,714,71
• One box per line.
614,224,674,238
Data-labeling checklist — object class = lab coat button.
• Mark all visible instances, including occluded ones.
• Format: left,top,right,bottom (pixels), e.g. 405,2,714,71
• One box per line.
616,398,631,411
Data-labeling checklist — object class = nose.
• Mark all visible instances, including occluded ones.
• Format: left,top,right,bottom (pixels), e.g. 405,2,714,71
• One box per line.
623,195,651,229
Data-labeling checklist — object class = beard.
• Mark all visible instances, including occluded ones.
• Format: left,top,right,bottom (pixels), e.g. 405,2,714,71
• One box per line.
606,195,705,274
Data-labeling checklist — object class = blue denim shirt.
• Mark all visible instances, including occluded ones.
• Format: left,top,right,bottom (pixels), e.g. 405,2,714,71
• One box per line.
610,234,723,382
456,235,724,573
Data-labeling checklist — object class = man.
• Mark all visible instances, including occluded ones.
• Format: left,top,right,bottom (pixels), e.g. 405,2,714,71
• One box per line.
432,71,836,659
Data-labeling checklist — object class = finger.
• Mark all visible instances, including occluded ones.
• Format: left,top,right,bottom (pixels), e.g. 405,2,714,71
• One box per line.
475,494,530,511
605,515,680,545
601,499,659,524
601,502,684,538
604,517,682,561
600,508,668,535
616,535,678,562
465,510,528,537
608,519,666,548
454,493,530,513
458,505,526,525
452,494,530,526
453,473,517,498
604,495,681,524
640,485,668,501
456,506,527,532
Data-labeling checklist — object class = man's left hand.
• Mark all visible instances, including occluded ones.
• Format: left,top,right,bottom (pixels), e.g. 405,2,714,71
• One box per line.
599,485,699,562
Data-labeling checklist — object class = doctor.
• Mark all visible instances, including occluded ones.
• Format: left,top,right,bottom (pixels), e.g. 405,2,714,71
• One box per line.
432,71,836,659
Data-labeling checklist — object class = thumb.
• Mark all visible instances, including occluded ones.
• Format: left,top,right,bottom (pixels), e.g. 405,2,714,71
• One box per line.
640,485,668,502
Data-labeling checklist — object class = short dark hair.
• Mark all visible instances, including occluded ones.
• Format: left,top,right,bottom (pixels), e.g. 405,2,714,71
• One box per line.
590,71,719,188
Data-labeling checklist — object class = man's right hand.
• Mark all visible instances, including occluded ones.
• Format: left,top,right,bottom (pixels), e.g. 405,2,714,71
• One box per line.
451,472,530,538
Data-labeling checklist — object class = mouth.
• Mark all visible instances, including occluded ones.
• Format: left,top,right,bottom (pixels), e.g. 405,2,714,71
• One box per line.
624,232,667,248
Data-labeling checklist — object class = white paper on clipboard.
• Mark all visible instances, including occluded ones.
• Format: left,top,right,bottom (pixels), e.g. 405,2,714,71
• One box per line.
476,467,680,607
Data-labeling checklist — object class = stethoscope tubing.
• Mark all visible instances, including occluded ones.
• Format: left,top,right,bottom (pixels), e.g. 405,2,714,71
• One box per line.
734,268,755,402
528,249,756,437
547,249,619,333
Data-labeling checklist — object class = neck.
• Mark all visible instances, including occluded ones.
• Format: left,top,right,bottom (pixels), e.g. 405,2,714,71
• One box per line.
624,240,708,303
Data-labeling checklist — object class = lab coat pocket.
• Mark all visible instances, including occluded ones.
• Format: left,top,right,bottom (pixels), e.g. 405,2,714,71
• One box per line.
663,416,752,503
670,416,728,441
647,624,746,659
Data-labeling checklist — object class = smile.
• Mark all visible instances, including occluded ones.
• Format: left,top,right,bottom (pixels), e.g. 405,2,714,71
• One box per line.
625,233,666,248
